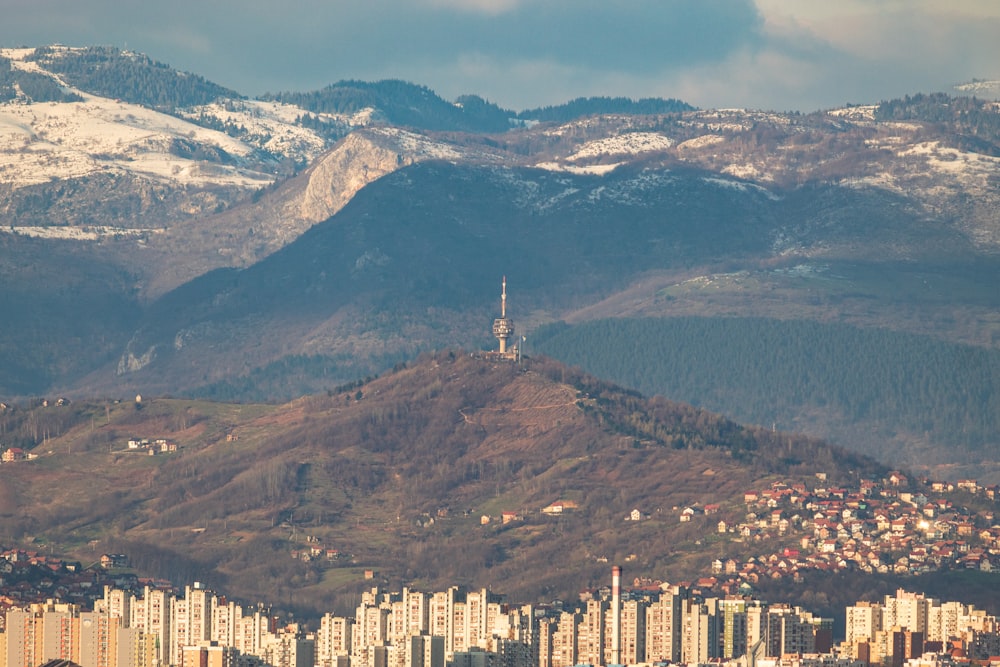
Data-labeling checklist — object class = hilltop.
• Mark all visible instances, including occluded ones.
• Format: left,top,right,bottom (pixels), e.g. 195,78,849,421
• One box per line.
0,352,887,617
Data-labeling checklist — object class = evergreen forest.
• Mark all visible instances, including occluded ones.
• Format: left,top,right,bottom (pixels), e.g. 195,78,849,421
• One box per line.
517,96,694,123
265,80,515,133
0,55,82,103
530,317,1000,457
27,46,240,110
875,92,1000,152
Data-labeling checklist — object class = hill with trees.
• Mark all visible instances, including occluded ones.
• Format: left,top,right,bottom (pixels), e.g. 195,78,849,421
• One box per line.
518,95,694,123
264,80,516,133
26,46,241,109
0,352,884,618
0,54,82,103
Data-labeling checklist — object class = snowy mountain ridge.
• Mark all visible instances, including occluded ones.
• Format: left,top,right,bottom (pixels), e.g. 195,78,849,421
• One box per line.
2,44,1000,278
0,47,356,189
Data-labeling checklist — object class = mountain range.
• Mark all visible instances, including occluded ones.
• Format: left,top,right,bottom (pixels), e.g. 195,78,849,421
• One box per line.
2,44,1000,482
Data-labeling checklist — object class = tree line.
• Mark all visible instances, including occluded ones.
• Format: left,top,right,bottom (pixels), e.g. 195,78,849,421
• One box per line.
27,46,239,110
0,55,82,103
264,80,514,133
518,96,694,123
875,92,1000,153
531,317,1000,453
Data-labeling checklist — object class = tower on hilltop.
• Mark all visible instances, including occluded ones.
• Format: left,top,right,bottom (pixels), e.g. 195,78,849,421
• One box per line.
492,276,514,355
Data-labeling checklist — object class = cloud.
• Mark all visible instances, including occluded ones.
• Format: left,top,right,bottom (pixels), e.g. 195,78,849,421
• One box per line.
418,0,523,15
1,0,998,111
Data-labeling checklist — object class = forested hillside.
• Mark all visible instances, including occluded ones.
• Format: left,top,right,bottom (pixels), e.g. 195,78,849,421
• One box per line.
0,54,82,103
531,317,1000,470
264,80,515,132
518,96,694,122
875,93,1000,150
26,46,241,109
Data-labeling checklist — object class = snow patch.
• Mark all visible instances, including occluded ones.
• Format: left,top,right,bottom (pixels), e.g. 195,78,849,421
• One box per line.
0,93,278,188
954,80,1000,98
0,47,347,191
534,161,622,175
0,225,163,240
566,132,673,161
180,98,332,161
677,134,725,150
897,141,1000,187
371,126,464,162
828,106,877,121
721,163,773,182
701,176,780,200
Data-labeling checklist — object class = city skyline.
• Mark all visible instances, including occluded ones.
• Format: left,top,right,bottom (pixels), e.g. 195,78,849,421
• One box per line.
4,570,999,667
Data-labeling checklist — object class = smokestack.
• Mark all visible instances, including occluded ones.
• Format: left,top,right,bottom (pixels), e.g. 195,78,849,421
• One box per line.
612,565,622,665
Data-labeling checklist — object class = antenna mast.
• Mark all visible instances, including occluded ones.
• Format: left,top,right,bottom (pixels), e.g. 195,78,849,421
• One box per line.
501,275,507,317
492,275,514,355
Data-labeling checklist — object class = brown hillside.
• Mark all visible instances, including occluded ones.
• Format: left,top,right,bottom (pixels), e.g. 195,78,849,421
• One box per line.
0,352,880,616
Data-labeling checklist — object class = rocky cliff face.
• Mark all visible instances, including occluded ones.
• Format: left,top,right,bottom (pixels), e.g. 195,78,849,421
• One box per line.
299,131,411,224
298,126,508,222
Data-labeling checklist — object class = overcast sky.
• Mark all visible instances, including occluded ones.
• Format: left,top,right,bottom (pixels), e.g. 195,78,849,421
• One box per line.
4,0,999,112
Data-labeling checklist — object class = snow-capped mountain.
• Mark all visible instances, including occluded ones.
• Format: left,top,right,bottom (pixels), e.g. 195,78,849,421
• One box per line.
4,45,1000,262
0,46,364,236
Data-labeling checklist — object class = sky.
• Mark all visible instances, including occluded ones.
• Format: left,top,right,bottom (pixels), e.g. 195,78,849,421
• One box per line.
3,0,1000,112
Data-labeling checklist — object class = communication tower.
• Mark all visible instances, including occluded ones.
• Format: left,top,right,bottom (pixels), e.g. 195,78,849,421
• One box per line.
492,276,514,355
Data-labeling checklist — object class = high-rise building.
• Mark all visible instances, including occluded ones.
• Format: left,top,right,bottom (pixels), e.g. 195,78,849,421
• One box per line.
846,601,882,646
535,617,555,667
129,586,171,666
681,598,719,664
407,635,444,667
2,602,157,667
170,585,215,666
317,613,353,667
719,597,749,659
645,589,682,663
609,566,621,666
890,626,924,667
78,611,120,667
353,598,390,663
885,590,931,636
550,612,579,667
577,598,606,667
618,599,645,665
429,587,458,658
181,640,240,667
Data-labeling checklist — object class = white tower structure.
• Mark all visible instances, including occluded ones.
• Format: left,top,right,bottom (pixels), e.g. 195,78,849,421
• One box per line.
492,276,514,354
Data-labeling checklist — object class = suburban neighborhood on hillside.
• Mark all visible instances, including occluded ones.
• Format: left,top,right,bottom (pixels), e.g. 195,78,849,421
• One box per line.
2,471,1000,667
672,473,1000,590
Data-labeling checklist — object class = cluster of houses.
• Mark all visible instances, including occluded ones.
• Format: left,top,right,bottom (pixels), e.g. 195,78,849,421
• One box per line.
0,446,36,462
1,434,178,463
675,472,1000,588
289,544,344,563
0,547,174,626
126,437,178,454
